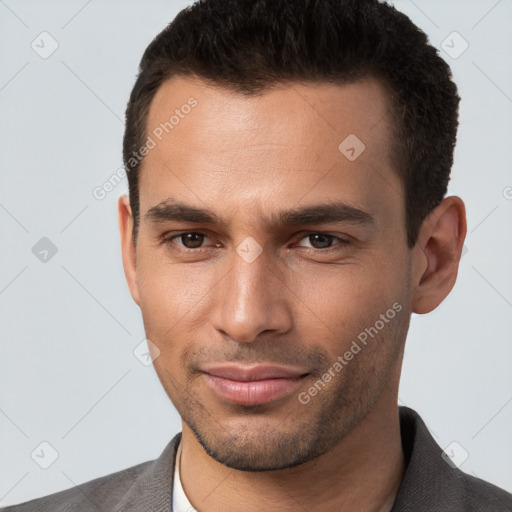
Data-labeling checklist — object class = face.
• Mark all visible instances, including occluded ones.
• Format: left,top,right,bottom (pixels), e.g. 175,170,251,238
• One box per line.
122,76,415,471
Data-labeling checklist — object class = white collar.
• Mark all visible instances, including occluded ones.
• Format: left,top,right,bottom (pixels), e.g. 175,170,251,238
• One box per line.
172,440,197,512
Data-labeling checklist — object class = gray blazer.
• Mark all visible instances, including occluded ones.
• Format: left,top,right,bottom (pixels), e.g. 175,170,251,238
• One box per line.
2,407,511,511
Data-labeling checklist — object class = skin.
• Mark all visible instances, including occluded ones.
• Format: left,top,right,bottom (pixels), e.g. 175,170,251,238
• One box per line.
118,75,467,511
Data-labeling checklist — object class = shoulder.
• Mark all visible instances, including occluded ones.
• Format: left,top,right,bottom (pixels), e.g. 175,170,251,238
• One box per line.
394,407,512,512
458,471,512,511
0,462,150,512
1,434,181,512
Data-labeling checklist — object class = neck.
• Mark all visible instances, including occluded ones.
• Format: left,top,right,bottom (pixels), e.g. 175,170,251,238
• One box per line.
179,390,405,512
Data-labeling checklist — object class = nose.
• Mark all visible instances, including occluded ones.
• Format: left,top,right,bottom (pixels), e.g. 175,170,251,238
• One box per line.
210,240,292,344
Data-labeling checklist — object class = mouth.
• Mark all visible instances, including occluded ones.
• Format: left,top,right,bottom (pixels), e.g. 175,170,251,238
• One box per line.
201,364,310,406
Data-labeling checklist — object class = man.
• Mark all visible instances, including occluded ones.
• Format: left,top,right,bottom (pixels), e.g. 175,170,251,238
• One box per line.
3,0,511,510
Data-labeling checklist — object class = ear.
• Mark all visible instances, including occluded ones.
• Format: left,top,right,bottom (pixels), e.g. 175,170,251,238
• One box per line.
411,196,467,314
118,194,140,307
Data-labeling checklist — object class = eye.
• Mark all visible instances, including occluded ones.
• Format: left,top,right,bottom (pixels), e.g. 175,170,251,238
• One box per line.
162,231,218,251
160,231,350,255
295,233,350,251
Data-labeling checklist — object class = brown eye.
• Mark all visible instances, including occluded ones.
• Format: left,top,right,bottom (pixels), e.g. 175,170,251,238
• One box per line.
296,233,349,251
161,231,222,255
176,232,205,248
308,234,335,249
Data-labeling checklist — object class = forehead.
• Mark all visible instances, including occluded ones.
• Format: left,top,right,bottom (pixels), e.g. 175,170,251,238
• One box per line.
139,75,402,232
145,74,393,157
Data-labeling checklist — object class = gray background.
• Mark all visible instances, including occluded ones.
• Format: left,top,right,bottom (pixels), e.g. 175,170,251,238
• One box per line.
1,0,511,506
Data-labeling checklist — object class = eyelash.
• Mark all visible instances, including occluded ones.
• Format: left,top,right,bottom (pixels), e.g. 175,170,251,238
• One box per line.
160,231,350,254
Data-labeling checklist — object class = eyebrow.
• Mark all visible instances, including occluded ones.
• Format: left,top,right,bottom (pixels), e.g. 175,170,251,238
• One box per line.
145,197,375,229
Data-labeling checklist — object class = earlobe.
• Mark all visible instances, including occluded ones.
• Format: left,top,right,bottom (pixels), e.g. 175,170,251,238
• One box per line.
118,194,140,306
411,196,467,314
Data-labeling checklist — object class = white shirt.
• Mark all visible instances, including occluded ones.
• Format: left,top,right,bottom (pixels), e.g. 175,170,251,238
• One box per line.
172,441,197,512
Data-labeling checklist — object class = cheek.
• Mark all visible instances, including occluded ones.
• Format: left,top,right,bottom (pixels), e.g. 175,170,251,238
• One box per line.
136,252,202,315
135,251,221,355
290,259,406,351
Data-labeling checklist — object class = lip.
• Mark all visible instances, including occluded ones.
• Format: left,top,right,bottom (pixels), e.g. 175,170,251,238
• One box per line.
202,364,309,405
202,364,309,381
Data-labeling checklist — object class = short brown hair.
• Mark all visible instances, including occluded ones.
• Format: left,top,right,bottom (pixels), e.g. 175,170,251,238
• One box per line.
123,0,460,248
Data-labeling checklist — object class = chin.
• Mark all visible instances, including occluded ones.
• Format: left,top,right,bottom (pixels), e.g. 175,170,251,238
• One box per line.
184,410,342,472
